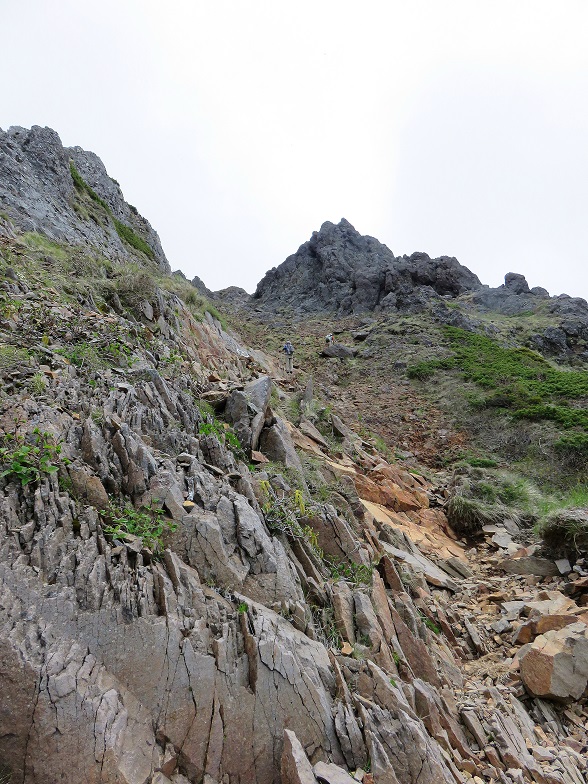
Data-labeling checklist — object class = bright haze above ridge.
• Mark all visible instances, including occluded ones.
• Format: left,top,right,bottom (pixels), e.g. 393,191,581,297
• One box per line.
3,0,588,300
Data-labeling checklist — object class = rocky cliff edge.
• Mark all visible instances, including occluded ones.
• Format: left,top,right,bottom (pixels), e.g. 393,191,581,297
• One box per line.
0,125,168,271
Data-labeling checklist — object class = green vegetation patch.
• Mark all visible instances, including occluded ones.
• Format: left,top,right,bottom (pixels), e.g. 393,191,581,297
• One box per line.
55,340,134,371
537,508,588,556
553,432,588,467
113,218,155,260
157,275,227,329
198,414,245,460
408,327,588,436
0,430,69,487
23,231,69,261
0,344,30,370
70,162,155,260
445,494,506,536
102,503,177,553
447,467,543,536
70,162,110,212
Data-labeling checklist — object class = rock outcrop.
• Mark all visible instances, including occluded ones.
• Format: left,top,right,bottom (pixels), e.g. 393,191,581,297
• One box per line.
0,125,168,270
243,220,588,363
252,219,482,315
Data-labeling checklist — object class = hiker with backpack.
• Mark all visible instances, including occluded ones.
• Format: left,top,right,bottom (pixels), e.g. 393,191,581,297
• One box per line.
282,340,294,374
325,333,334,346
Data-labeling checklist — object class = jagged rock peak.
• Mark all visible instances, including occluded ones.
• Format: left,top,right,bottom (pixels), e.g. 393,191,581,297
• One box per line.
0,124,169,271
253,218,482,315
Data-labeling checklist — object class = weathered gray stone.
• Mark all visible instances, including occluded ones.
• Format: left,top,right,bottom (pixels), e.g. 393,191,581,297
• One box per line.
313,761,356,784
321,344,357,359
332,582,355,643
68,466,110,510
259,417,303,473
299,419,329,449
499,557,560,577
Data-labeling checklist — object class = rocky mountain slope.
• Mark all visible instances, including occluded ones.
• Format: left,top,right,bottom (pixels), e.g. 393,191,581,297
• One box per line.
1,130,588,784
230,220,588,486
0,125,168,270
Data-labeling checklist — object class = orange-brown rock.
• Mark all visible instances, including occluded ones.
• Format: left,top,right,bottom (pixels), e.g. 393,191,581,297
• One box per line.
353,473,422,512
519,623,588,702
515,614,585,645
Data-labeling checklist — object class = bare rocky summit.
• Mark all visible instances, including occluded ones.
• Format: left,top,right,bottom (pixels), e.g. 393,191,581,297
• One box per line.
245,219,588,363
253,219,482,315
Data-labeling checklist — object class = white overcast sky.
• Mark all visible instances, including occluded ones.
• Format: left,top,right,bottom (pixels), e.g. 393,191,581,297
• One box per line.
3,1,588,299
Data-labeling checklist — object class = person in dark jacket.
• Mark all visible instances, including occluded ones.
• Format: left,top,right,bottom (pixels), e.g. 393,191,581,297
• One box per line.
282,341,294,374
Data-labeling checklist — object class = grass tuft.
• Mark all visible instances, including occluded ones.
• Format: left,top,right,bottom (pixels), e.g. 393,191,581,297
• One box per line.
445,494,508,536
537,508,588,556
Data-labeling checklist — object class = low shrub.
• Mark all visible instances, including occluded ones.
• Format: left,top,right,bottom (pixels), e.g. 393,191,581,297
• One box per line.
112,270,158,308
29,373,47,396
467,457,498,468
407,360,441,381
0,430,69,487
102,503,176,553
553,432,588,469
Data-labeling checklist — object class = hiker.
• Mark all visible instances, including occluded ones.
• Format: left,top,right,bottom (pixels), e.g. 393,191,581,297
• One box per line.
325,333,334,346
282,340,294,374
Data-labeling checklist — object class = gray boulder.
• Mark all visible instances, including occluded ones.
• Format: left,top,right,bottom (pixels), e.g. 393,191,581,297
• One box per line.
259,417,304,473
321,344,357,359
225,375,272,452
504,272,531,294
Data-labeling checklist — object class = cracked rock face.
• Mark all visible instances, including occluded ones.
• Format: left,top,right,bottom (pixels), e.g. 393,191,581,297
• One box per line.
0,266,585,782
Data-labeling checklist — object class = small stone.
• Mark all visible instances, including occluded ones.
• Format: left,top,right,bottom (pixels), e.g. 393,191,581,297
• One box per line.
531,746,555,762
492,532,513,549
555,558,572,575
